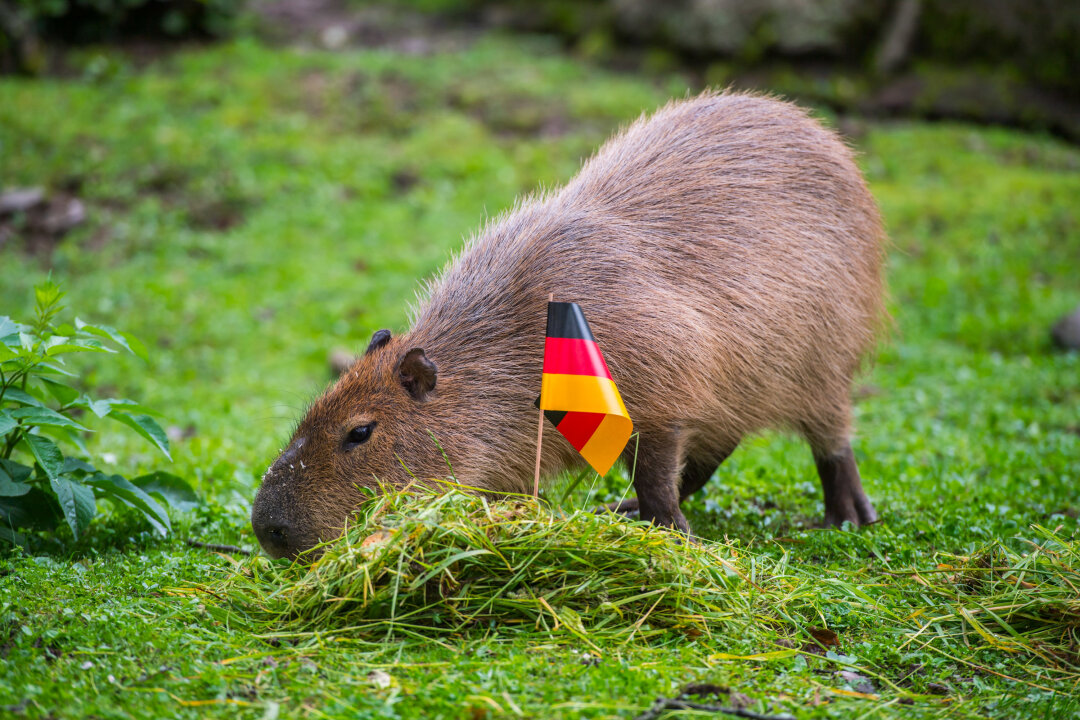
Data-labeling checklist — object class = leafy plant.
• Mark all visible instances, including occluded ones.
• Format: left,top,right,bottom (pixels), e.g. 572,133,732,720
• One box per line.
0,281,198,547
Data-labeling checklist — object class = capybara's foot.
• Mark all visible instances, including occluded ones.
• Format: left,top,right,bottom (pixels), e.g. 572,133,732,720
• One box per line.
596,498,640,517
815,445,878,527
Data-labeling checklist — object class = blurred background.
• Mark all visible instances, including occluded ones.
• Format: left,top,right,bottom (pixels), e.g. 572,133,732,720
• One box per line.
1,5,1079,713
0,0,1077,509
3,0,1078,139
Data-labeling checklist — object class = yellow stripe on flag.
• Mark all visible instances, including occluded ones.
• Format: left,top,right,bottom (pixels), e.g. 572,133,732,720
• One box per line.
578,412,633,476
539,374,628,416
539,373,632,476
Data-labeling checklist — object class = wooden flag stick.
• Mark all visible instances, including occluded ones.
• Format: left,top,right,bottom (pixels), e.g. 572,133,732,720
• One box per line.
533,293,553,498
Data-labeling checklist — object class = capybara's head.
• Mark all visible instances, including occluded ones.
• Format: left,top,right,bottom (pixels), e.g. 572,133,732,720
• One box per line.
251,329,444,559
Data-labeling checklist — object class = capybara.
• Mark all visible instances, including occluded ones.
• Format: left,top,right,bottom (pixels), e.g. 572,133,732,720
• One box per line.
252,90,887,559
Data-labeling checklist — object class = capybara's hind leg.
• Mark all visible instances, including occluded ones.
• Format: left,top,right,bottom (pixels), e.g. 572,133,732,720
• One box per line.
814,444,878,527
679,442,739,501
631,430,690,533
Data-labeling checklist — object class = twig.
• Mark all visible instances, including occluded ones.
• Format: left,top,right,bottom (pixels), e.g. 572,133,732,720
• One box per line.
186,539,252,555
634,698,795,720
633,686,796,720
875,0,921,75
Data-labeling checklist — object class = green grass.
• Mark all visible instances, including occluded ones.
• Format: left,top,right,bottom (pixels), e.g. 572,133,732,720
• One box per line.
1,30,1079,719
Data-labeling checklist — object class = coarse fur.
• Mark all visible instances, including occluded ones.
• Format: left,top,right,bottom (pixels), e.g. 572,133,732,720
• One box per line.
251,89,888,558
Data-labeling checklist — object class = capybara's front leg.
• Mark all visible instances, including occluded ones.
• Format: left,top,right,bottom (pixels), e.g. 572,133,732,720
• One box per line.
815,444,878,527
631,429,690,533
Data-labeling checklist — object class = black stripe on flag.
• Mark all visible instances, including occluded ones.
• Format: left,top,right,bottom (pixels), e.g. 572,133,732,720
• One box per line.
533,395,568,427
545,302,595,341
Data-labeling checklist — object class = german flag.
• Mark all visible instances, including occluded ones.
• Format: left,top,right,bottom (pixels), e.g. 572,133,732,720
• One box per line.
538,302,633,476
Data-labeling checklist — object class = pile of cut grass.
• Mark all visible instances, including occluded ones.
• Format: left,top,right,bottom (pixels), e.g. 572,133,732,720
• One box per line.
905,525,1080,685
204,487,1080,694
210,487,825,650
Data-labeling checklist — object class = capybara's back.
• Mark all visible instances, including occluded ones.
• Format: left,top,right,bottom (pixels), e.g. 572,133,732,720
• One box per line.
252,90,887,558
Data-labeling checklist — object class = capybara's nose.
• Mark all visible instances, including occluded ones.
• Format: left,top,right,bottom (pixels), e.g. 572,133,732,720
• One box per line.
252,511,293,559
259,524,289,556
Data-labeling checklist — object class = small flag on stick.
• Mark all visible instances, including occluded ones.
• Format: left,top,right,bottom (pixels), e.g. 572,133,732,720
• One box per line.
536,301,633,482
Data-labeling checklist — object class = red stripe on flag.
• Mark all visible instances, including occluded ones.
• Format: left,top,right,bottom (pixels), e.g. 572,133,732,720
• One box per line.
542,337,612,379
555,411,606,451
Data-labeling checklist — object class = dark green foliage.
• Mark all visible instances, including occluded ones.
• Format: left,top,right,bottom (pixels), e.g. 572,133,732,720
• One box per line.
917,0,1080,95
0,0,244,75
0,281,198,546
16,0,244,42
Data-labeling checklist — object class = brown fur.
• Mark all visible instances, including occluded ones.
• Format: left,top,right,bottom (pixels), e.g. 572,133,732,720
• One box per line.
251,90,888,558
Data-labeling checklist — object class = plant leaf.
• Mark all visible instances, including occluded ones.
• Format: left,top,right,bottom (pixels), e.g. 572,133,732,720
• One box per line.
132,472,200,512
43,336,112,356
22,433,65,481
0,458,32,483
0,488,62,531
76,320,149,361
51,475,96,538
85,473,170,536
39,426,90,457
36,361,77,378
110,413,171,459
11,406,90,432
0,459,33,497
73,396,142,419
61,457,98,475
0,524,27,547
34,281,64,311
0,409,17,436
0,316,19,340
38,376,80,405
2,388,45,407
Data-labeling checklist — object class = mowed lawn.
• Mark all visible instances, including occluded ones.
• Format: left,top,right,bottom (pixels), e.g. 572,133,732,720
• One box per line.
1,34,1079,719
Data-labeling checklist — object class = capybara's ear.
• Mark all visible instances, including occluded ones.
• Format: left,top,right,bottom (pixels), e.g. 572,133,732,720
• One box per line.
365,329,392,355
397,348,436,400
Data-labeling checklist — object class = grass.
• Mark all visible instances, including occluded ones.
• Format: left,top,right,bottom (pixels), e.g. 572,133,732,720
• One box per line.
0,26,1079,720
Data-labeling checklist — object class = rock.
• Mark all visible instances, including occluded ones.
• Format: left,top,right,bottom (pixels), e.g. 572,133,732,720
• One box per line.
366,669,392,689
320,24,349,49
1051,305,1080,350
728,691,753,709
166,425,198,442
41,197,86,235
0,187,45,215
0,189,86,257
837,670,876,694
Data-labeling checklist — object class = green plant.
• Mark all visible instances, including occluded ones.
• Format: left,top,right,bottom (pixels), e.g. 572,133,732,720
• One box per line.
0,281,197,547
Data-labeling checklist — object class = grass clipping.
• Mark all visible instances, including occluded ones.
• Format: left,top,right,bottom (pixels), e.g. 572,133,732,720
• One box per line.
913,525,1080,681
217,487,811,648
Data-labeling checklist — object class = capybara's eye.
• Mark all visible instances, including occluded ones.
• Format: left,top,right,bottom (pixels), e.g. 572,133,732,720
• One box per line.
345,423,375,449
